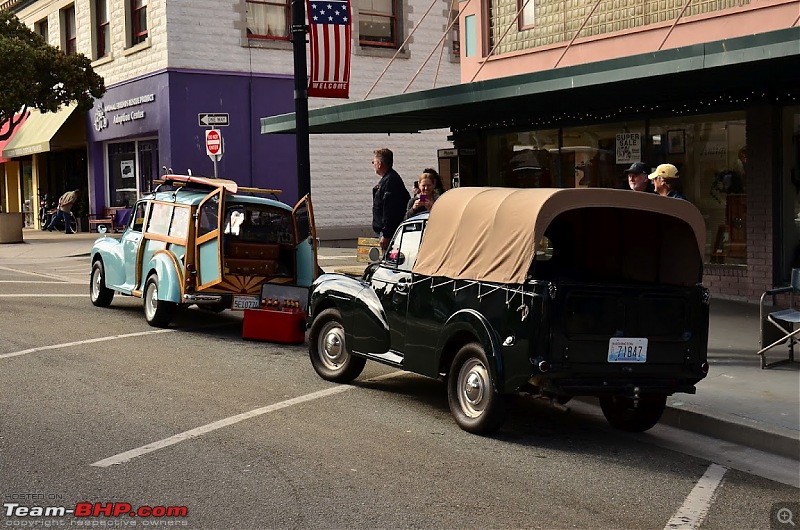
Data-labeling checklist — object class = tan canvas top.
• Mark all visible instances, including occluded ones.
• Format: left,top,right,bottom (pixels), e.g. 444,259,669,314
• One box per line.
413,187,706,284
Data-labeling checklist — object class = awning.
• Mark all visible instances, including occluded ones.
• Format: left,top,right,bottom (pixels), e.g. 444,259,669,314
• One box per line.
2,104,78,159
260,27,800,135
0,112,28,163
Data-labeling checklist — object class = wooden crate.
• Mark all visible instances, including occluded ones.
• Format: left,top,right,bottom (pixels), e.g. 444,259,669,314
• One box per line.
357,237,381,263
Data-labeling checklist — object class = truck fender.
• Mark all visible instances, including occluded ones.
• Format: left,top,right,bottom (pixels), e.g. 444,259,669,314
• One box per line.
145,251,183,304
437,309,506,392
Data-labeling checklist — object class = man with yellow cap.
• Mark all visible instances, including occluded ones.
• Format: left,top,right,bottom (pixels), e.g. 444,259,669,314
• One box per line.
649,164,687,200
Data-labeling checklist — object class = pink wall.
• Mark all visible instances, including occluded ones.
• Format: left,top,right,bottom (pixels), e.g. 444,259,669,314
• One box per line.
460,0,799,83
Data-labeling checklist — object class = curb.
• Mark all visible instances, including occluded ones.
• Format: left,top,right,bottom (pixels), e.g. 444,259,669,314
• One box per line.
577,396,799,460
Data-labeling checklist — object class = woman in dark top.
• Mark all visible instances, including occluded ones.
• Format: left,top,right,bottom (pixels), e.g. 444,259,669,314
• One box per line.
405,172,439,219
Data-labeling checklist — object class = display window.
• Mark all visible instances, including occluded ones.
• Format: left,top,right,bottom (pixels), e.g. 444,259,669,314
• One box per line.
106,138,159,207
486,112,747,265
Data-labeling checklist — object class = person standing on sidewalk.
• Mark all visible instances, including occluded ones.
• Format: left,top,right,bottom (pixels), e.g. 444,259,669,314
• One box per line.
46,189,80,233
624,162,654,193
650,164,687,200
371,148,410,250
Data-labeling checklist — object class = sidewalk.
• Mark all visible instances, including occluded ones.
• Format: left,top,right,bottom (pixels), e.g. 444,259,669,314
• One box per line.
2,228,798,460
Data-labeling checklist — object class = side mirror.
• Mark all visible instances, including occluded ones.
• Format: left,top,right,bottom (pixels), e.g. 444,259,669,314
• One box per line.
368,247,381,262
98,224,108,235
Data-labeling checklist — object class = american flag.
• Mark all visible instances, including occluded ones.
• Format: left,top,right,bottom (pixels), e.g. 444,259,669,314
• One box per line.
307,0,352,98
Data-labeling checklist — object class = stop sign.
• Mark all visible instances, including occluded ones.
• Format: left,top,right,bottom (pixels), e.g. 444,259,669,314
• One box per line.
205,129,222,156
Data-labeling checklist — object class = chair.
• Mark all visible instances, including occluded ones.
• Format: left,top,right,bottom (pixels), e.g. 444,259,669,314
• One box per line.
758,268,800,369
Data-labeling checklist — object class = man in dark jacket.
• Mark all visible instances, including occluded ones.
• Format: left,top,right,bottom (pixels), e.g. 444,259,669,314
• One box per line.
371,148,410,249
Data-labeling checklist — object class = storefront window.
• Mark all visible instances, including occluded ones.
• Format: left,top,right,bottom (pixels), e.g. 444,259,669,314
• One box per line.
108,141,137,207
107,139,158,208
485,112,747,265
650,112,746,266
782,106,800,278
487,129,559,187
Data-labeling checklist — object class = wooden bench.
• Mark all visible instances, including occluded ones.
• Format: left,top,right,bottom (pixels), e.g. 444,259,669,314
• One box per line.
88,208,115,233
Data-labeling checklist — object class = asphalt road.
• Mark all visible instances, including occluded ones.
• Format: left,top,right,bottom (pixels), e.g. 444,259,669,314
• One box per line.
1,256,798,530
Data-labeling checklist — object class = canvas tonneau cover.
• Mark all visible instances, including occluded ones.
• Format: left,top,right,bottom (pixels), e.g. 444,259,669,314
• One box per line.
412,187,706,285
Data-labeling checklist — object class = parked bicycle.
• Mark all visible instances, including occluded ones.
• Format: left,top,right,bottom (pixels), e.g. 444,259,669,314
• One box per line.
38,194,55,230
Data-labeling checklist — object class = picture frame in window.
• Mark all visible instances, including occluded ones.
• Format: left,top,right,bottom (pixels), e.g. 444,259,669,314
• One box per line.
667,130,685,155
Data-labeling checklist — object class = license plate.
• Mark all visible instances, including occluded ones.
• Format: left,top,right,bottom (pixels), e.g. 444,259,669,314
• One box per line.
608,337,648,363
232,295,260,310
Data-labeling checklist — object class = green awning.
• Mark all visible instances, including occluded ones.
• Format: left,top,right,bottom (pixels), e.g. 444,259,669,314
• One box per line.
261,27,800,135
2,104,78,158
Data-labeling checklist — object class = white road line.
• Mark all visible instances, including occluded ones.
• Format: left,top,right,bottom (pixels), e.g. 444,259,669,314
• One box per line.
0,265,81,283
91,370,407,468
0,294,87,297
0,280,64,285
0,329,174,359
664,463,728,530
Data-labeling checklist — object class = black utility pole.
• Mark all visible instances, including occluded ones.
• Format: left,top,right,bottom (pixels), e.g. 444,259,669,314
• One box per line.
291,0,312,199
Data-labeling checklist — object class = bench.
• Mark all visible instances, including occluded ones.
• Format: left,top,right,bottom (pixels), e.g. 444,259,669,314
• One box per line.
88,208,115,233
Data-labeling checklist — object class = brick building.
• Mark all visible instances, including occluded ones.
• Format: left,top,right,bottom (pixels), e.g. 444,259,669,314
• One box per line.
0,0,460,240
262,0,800,302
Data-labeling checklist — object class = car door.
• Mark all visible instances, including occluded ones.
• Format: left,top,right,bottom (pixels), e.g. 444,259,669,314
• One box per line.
119,201,147,292
195,187,225,290
292,194,319,287
368,221,424,354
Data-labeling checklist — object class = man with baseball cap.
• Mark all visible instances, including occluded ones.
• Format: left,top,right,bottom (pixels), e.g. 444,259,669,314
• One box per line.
624,162,654,192
649,163,687,200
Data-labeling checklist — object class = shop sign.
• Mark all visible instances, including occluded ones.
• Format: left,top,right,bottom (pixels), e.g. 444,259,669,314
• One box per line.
615,133,641,164
93,93,156,131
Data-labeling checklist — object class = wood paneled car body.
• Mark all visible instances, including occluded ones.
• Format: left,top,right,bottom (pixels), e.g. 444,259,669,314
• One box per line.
307,187,710,434
90,175,317,327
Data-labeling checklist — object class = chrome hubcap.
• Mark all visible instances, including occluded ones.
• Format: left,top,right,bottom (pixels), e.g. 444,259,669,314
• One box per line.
318,322,347,370
145,282,157,318
458,359,489,418
91,268,101,299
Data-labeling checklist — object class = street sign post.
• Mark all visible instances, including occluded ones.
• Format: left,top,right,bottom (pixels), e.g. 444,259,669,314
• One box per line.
205,128,223,178
198,113,230,127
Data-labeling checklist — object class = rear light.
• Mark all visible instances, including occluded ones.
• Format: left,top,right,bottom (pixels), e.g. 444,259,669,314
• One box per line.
185,263,197,293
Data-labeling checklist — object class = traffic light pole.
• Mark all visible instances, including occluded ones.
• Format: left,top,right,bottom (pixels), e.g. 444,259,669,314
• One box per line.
291,0,312,200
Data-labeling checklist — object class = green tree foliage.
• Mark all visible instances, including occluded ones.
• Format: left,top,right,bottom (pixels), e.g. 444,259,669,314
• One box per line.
0,10,105,141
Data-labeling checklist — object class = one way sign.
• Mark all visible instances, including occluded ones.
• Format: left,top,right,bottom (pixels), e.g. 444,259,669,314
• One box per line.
198,113,230,127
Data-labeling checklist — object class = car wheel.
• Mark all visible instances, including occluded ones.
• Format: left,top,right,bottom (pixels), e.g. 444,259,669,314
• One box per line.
599,394,667,432
143,274,177,328
308,308,366,383
447,343,507,434
90,260,115,307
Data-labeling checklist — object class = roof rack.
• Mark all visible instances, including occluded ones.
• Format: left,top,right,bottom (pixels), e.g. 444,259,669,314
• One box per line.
151,175,284,198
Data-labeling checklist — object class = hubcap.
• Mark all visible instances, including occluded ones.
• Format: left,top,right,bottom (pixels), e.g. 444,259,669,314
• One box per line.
458,359,490,418
91,268,101,299
145,282,157,319
318,321,347,370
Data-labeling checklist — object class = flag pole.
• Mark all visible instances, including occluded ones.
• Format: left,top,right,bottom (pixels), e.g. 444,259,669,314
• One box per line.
291,0,312,200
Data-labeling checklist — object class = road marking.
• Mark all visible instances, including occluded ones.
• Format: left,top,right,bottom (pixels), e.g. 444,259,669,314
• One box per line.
0,281,68,283
0,294,87,297
663,463,728,530
0,265,82,283
0,329,174,359
91,370,407,468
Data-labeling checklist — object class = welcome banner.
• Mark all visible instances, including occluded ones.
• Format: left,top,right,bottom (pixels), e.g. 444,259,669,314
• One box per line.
307,0,352,98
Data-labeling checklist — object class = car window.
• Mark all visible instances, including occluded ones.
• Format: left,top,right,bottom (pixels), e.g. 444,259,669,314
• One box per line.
198,194,219,237
169,206,190,240
130,202,147,233
385,222,424,272
147,203,173,235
